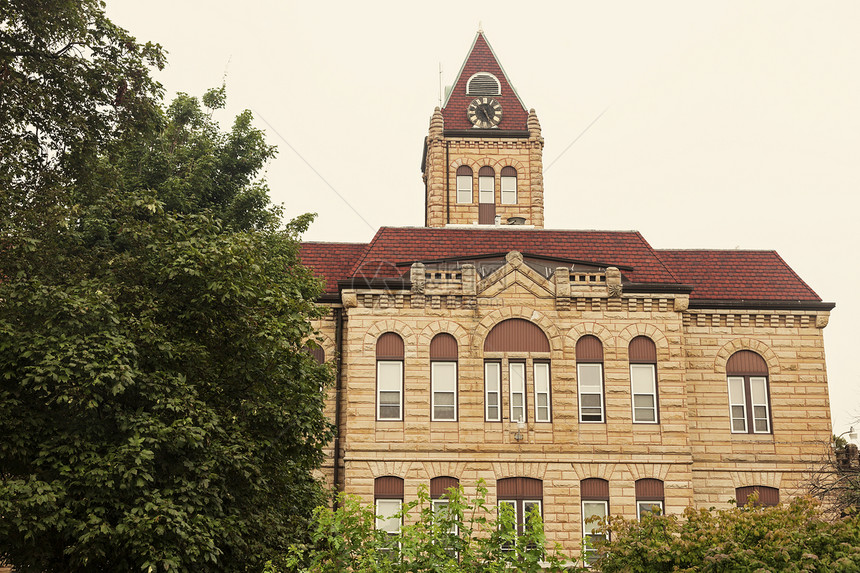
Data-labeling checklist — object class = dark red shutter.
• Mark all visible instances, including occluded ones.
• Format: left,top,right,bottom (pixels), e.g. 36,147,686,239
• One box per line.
430,476,460,498
635,479,664,501
375,476,404,499
377,333,404,359
430,333,458,360
576,335,604,362
581,478,609,500
629,336,657,363
484,319,550,353
736,485,779,507
726,351,768,375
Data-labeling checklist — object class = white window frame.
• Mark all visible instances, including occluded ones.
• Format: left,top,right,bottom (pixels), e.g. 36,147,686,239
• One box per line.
456,174,472,203
501,173,517,204
432,498,459,535
534,362,551,422
376,499,402,534
377,360,403,421
636,500,663,520
431,361,457,421
479,174,494,204
509,361,526,423
577,363,605,423
630,363,658,423
728,375,771,434
582,500,608,564
485,362,501,421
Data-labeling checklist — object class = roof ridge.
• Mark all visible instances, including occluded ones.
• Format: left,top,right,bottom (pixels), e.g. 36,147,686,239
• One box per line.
635,232,682,284
346,227,385,278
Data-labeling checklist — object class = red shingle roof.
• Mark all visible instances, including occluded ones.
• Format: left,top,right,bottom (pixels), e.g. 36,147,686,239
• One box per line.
299,242,368,294
656,249,821,302
441,32,529,131
299,229,824,304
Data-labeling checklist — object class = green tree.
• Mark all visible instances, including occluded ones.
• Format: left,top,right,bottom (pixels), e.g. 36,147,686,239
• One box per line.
1,1,333,571
592,496,860,572
274,481,580,573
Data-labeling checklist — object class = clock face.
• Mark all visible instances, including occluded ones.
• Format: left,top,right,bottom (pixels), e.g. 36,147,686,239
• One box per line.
467,97,503,128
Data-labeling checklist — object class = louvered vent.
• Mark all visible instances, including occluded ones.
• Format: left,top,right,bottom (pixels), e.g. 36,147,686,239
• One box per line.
467,73,500,95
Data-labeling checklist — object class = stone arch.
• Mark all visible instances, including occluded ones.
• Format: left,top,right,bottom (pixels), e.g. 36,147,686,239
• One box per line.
570,463,617,482
566,323,615,357
731,471,782,489
616,324,671,361
362,320,418,359
414,461,469,481
714,338,780,375
626,463,672,482
417,321,471,359
448,157,481,172
491,462,547,481
367,460,416,480
473,307,563,355
490,157,525,172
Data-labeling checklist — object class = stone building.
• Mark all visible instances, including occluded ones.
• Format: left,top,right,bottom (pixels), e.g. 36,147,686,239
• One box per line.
298,31,834,556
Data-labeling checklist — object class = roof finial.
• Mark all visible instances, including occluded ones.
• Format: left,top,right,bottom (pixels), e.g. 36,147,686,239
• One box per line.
478,22,483,34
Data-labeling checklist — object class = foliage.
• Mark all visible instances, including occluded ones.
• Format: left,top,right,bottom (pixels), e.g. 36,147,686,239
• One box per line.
807,435,860,518
271,481,581,573
1,1,333,571
592,496,860,572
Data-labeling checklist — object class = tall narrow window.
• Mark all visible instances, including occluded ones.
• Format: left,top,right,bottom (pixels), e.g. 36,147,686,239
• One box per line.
500,166,517,204
377,333,404,421
726,351,771,434
485,361,501,421
483,319,552,425
431,476,460,552
498,477,543,537
509,361,526,423
736,485,779,507
577,335,605,423
430,333,458,421
375,476,404,535
478,166,495,224
456,165,473,204
635,479,664,519
534,362,551,422
581,478,609,564
629,336,658,423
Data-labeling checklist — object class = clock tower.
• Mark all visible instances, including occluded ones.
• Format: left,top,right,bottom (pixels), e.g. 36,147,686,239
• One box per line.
422,31,545,228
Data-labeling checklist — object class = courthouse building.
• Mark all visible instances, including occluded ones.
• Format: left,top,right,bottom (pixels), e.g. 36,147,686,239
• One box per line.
299,31,834,554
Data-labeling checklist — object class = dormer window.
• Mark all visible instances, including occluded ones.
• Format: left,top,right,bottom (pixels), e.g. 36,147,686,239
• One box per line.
467,72,501,96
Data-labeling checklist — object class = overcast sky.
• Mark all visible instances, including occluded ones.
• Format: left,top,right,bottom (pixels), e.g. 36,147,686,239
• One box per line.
107,0,860,436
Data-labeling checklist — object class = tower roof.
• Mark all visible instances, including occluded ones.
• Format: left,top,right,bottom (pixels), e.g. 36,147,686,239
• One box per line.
441,31,529,130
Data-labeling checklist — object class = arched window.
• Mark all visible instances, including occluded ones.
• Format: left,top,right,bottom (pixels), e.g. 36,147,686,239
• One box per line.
430,334,458,421
576,335,605,423
478,166,495,224
581,478,609,564
375,476,404,537
483,319,551,423
500,166,517,205
498,477,543,536
635,478,664,519
466,72,501,96
456,165,473,204
736,485,779,507
431,476,460,542
629,336,658,423
726,350,771,434
377,333,404,421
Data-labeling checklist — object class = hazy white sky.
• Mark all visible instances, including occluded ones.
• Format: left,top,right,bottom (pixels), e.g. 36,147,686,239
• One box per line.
107,1,860,435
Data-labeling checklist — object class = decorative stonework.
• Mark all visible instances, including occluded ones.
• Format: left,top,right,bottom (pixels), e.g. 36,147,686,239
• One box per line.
713,338,781,375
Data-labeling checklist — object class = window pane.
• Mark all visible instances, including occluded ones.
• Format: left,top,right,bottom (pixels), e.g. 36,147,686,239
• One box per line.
634,407,656,422
501,176,517,204
728,377,745,404
578,364,602,391
378,362,402,391
485,362,501,421
377,500,401,533
754,418,769,432
637,501,662,519
432,362,456,392
750,377,767,404
510,363,525,393
434,404,455,420
487,405,499,420
534,363,550,393
479,176,494,203
582,501,606,534
631,364,655,394
485,363,500,391
456,175,472,203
